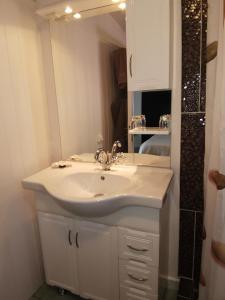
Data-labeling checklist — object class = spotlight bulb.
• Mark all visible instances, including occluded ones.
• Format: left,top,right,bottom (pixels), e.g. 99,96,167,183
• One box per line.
65,6,72,14
118,2,126,10
73,12,82,19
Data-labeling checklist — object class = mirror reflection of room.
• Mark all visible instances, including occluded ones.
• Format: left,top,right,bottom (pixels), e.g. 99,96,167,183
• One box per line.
130,90,171,156
50,10,127,158
48,2,171,168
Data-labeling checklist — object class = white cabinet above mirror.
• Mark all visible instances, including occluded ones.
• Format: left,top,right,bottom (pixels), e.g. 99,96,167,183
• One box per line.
126,0,171,91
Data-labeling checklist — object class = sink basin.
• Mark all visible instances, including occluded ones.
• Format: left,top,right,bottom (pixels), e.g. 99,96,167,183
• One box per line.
61,172,133,198
22,162,173,217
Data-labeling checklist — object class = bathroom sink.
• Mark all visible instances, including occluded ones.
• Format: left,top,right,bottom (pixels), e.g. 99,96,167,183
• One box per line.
61,172,133,198
22,162,173,217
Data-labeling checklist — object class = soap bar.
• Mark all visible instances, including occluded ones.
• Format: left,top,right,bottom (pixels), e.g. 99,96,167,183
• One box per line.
51,161,72,169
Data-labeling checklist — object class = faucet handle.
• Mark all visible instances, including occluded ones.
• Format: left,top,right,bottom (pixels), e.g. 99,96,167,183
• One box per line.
94,148,103,162
95,149,108,165
117,152,124,158
114,152,125,164
115,140,122,148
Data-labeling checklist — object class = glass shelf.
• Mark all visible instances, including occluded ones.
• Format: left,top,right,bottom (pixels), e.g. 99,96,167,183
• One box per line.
128,127,170,135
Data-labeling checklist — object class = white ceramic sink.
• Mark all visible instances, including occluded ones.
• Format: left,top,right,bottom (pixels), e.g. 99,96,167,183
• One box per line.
62,172,133,197
22,162,173,217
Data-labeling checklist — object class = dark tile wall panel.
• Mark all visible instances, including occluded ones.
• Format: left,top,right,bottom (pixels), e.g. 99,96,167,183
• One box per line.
180,114,205,211
194,212,204,289
179,210,195,277
178,277,194,299
179,0,207,299
193,289,200,300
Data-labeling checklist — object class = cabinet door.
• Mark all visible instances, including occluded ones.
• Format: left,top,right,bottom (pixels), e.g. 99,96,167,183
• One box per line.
38,212,79,294
126,0,170,91
77,221,118,300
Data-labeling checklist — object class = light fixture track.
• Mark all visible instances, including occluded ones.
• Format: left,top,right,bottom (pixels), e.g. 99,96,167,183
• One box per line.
56,1,126,21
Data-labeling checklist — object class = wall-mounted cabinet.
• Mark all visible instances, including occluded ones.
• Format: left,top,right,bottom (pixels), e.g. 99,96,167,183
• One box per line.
126,0,171,91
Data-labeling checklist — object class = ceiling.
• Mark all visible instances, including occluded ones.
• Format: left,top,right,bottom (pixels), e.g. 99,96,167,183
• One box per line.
110,11,126,32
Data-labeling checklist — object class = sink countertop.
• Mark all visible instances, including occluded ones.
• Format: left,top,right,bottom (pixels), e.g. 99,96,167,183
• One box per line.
22,162,173,216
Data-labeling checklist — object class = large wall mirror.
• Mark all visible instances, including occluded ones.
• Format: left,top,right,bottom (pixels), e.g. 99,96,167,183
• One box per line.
43,0,171,168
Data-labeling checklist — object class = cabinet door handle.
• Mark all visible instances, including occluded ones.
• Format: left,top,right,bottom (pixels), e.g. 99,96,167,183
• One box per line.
128,273,148,282
68,230,72,246
129,54,133,77
75,232,79,248
127,244,148,252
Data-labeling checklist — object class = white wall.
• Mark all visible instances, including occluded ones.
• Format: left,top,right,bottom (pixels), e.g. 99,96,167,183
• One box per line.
49,14,126,159
0,0,52,299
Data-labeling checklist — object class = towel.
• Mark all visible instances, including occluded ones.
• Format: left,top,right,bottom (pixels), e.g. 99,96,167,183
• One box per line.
112,48,127,89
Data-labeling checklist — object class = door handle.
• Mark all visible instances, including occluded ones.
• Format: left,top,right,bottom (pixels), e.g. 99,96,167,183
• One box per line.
68,230,72,246
75,232,79,248
129,54,133,77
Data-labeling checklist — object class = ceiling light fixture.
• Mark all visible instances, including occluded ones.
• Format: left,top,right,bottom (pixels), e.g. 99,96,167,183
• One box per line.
73,12,82,19
65,6,73,14
118,2,126,10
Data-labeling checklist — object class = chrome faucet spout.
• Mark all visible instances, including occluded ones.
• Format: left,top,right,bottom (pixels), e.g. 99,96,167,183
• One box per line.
111,140,122,158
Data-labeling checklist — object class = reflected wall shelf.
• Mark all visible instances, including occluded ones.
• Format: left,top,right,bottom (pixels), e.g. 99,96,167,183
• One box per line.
128,127,170,135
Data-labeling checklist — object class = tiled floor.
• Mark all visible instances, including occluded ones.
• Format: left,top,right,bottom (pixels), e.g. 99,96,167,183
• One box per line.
30,284,177,300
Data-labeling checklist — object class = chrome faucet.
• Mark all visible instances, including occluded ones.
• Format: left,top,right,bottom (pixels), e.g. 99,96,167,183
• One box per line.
95,141,123,170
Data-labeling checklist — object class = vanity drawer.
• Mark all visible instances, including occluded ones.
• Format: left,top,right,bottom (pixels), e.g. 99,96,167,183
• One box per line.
119,261,158,295
120,286,157,300
119,228,159,266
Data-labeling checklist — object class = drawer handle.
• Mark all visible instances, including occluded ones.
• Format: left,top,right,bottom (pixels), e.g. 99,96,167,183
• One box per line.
127,245,148,252
129,54,133,77
128,273,148,282
68,230,72,246
76,232,79,248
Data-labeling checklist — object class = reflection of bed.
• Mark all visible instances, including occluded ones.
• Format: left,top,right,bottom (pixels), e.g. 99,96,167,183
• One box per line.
139,135,170,156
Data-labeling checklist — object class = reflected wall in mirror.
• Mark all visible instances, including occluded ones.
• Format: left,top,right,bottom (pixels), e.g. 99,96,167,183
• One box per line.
48,6,171,167
50,11,126,157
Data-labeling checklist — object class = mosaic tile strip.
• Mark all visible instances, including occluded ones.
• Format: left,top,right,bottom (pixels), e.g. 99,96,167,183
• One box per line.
182,0,202,112
200,0,208,111
179,0,207,298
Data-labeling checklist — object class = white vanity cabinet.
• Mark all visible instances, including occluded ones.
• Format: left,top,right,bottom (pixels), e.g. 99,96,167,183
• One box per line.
77,221,118,300
38,213,119,300
126,0,171,91
38,213,79,294
37,209,164,300
118,228,159,300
